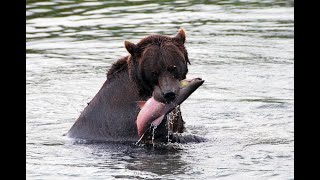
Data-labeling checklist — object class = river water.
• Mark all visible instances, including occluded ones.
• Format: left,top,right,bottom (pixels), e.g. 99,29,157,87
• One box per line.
26,0,294,179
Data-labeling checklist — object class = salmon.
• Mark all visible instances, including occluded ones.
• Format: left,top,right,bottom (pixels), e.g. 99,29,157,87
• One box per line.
136,78,204,138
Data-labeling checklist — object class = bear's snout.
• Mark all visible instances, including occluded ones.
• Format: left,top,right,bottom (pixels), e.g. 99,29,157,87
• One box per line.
163,91,176,101
153,73,180,103
153,87,178,104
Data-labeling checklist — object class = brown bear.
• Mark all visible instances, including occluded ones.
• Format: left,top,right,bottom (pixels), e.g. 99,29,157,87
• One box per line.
67,29,204,144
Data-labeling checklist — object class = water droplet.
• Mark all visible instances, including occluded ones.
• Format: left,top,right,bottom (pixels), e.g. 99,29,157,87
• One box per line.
152,125,157,147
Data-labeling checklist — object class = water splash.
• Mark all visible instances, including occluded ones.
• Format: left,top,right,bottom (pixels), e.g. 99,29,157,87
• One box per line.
166,113,172,142
166,105,180,143
151,125,157,147
135,132,145,146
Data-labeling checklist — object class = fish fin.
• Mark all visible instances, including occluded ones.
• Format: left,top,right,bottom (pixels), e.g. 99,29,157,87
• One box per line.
151,115,165,126
136,101,146,109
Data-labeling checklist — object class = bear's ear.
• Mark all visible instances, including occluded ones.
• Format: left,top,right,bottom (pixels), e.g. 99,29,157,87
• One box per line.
174,28,186,44
124,41,139,55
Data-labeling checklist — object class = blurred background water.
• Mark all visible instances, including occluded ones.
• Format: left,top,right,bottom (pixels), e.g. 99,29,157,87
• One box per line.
26,0,294,179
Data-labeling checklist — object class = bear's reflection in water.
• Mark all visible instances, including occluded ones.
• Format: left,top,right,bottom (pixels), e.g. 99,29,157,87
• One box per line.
76,141,192,178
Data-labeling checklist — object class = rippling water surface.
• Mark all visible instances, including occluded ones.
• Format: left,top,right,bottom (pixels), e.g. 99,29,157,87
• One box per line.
26,0,294,179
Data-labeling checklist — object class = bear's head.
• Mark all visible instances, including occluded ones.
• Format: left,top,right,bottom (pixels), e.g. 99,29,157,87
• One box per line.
125,28,190,103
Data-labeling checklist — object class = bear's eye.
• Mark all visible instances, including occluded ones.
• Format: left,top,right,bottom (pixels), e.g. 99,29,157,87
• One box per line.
168,65,177,73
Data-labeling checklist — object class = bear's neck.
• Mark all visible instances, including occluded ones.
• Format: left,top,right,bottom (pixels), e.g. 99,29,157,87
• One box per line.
108,55,152,100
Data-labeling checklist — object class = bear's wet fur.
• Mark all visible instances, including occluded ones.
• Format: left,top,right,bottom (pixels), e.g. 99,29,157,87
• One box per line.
67,29,201,143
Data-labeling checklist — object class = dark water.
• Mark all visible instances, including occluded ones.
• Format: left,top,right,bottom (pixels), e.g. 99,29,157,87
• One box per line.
26,0,294,179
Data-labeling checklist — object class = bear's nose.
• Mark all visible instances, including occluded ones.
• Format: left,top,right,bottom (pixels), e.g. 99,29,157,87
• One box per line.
164,91,176,102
